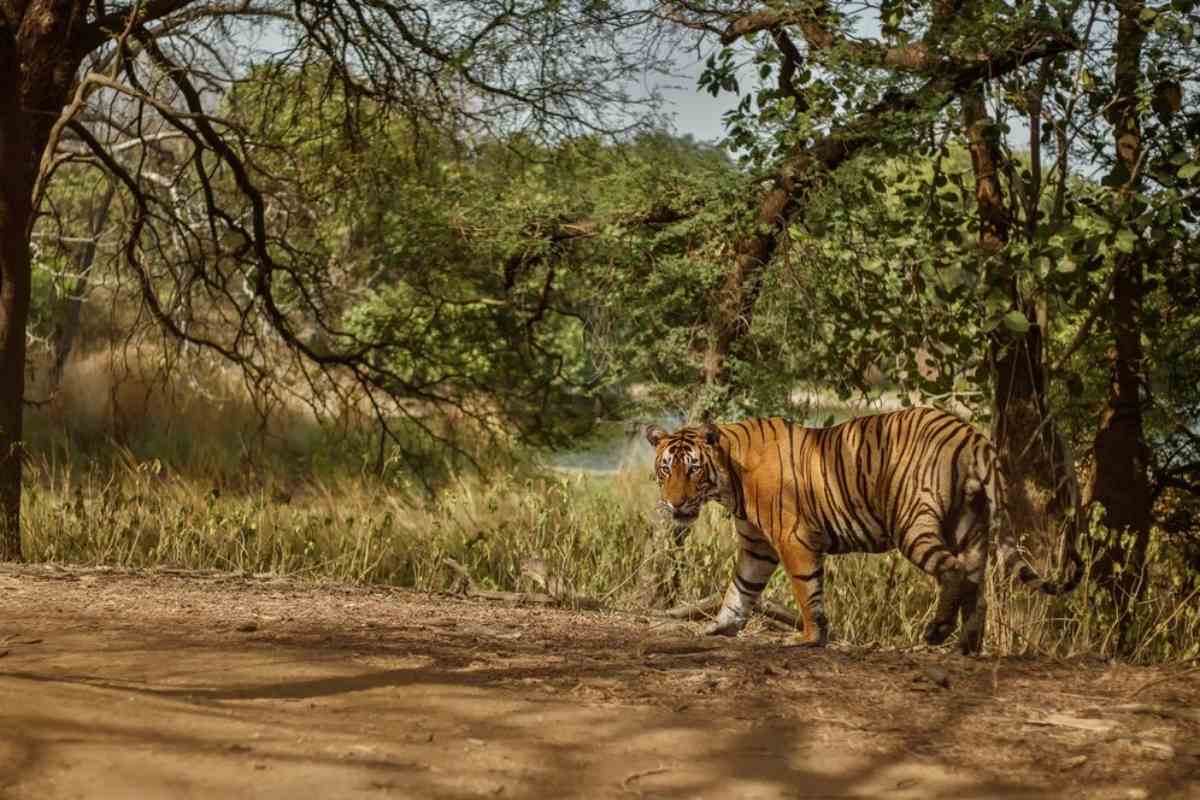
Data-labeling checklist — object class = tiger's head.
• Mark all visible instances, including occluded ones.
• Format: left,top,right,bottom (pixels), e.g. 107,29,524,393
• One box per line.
645,423,724,530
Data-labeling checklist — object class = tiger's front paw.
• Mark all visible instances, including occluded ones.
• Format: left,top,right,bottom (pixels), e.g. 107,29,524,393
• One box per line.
703,617,745,637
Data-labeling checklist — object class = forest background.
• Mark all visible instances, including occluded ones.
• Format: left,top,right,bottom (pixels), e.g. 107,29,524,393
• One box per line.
1,0,1198,663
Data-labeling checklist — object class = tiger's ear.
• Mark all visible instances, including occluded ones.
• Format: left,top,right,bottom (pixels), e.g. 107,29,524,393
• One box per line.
645,424,668,446
704,424,720,446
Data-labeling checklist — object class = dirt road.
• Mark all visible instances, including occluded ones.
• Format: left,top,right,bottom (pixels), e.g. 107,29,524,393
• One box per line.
1,566,1198,799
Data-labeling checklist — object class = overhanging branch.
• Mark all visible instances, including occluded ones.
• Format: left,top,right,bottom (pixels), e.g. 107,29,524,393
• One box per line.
694,14,1080,409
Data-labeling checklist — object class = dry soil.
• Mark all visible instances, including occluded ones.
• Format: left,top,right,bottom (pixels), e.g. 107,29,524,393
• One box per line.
2,565,1198,799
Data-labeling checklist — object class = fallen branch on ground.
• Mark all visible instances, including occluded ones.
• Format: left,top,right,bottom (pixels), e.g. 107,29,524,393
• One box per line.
468,589,557,605
661,595,802,630
622,766,669,791
663,593,721,619
761,601,802,630
443,557,603,609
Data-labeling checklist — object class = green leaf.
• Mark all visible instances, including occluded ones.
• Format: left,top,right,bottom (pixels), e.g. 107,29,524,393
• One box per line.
1179,162,1200,181
1002,311,1031,334
939,266,965,292
1115,228,1137,254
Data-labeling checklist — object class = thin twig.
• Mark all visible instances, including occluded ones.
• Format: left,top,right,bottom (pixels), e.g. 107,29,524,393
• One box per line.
622,766,669,792
662,593,721,620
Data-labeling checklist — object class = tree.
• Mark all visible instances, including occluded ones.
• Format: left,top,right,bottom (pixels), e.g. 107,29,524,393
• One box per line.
955,0,1083,563
1086,0,1197,644
0,0,676,560
658,1,1079,419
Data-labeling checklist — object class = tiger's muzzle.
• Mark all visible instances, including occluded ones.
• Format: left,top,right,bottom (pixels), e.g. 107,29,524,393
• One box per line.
659,500,701,529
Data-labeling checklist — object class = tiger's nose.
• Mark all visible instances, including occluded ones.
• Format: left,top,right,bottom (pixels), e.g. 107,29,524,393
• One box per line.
668,505,697,522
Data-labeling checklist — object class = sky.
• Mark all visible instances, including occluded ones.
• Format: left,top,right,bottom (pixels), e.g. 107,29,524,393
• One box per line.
645,56,743,144
238,19,743,147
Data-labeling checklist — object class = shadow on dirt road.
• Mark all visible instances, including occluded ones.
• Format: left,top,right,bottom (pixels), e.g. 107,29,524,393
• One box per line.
2,566,1197,799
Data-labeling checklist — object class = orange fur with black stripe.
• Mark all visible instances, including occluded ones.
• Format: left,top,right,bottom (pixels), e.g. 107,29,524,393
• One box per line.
645,407,1081,654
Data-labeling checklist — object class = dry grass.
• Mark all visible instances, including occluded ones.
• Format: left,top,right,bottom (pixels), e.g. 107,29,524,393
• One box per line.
21,455,1200,664
26,345,324,485
18,347,1200,664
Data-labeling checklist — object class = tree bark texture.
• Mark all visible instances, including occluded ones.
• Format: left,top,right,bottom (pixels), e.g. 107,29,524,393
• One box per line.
963,89,1010,254
1088,0,1153,642
0,186,31,561
0,1,89,560
0,32,33,561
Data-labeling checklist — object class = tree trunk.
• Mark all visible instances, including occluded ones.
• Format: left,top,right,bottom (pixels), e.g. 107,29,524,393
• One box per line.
0,49,33,562
1088,0,1153,648
1089,254,1152,623
0,4,89,560
692,94,930,419
963,89,1010,254
692,175,794,420
0,209,32,561
962,85,1077,565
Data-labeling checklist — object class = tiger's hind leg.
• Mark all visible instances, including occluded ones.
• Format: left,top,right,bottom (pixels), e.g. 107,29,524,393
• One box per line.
956,544,988,655
956,491,992,655
900,515,966,647
924,567,966,646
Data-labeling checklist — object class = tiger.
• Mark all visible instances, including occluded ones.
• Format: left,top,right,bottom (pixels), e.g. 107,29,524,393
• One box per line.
645,406,1082,655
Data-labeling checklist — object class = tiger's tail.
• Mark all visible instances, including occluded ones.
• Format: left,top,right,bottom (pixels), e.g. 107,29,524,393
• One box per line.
977,470,1084,597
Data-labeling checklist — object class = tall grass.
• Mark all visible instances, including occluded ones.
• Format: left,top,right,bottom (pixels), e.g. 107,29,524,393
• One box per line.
19,347,1200,664
22,454,1200,663
27,345,345,486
